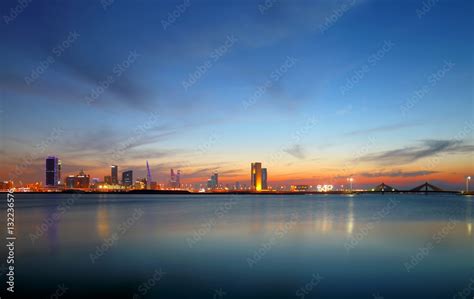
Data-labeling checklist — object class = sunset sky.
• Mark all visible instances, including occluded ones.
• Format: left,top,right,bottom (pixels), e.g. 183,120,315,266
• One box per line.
0,0,473,189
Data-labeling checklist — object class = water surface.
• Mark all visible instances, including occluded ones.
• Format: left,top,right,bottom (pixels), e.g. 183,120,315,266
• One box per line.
1,194,473,299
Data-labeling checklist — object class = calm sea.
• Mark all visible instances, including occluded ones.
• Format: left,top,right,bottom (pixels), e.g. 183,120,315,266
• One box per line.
0,193,473,299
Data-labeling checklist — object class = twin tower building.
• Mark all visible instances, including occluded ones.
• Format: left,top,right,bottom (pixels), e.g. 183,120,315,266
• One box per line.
251,162,268,191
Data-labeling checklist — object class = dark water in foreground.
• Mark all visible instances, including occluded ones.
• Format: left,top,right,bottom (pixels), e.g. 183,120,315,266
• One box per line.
0,194,473,299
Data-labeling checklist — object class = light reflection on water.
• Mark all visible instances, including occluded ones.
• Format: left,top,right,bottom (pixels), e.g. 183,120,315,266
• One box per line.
1,194,473,299
97,205,110,238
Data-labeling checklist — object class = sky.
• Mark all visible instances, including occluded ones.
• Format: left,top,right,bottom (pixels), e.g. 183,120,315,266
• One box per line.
0,0,473,189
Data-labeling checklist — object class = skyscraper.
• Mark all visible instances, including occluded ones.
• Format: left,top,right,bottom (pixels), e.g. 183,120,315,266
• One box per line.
122,170,133,187
207,171,218,190
57,159,62,185
176,170,181,187
170,169,181,188
146,161,152,190
111,165,118,185
212,171,218,189
262,168,268,190
65,170,90,189
251,162,262,191
45,156,60,187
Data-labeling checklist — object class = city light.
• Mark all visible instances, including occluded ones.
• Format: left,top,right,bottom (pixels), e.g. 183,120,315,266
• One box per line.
317,185,334,192
0,156,471,195
347,177,354,192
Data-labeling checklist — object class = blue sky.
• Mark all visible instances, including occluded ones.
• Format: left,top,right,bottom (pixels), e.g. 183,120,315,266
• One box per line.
0,0,473,188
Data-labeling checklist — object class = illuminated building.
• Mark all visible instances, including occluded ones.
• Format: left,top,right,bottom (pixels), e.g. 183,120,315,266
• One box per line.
0,181,14,190
316,184,334,192
58,159,62,185
122,170,133,187
104,176,112,185
26,182,41,192
90,178,100,189
45,156,60,187
213,172,218,188
65,170,90,189
146,161,152,190
169,169,181,188
134,178,147,190
111,165,118,185
291,185,309,192
262,168,268,190
251,162,262,191
207,171,218,189
177,170,181,187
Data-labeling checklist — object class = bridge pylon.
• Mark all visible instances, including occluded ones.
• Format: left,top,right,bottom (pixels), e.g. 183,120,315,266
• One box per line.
409,182,444,192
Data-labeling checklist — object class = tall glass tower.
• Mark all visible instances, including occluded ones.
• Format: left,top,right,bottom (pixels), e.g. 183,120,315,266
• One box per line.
251,162,262,191
45,156,59,187
262,168,267,190
122,170,133,187
111,165,118,185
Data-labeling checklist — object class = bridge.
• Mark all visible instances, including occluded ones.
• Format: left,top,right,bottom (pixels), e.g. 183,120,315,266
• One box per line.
371,183,398,192
366,182,459,194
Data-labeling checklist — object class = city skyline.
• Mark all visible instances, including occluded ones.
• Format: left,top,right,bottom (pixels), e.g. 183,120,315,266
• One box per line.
1,2,473,299
1,155,471,192
0,0,473,189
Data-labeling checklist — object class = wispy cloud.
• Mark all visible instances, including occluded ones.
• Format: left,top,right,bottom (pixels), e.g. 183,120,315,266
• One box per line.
345,122,419,136
359,170,438,178
336,104,353,116
180,167,244,179
360,140,474,165
283,144,306,159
